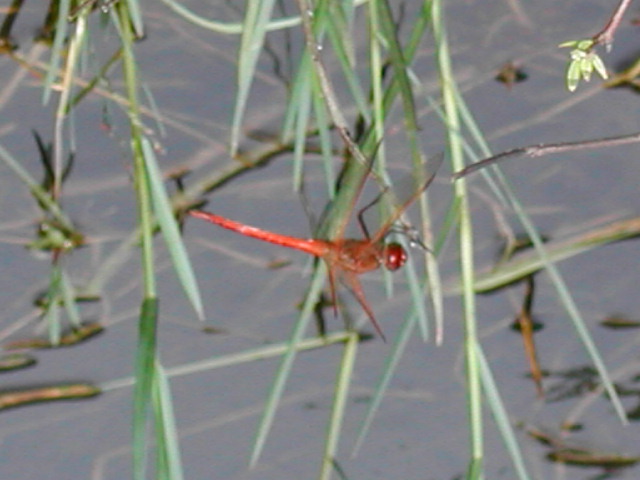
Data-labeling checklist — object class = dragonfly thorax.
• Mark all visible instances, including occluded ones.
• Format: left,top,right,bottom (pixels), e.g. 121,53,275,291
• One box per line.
383,242,407,271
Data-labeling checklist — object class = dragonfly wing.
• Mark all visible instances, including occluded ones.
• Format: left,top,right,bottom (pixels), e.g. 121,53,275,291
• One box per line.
343,272,387,342
370,152,444,244
316,141,382,242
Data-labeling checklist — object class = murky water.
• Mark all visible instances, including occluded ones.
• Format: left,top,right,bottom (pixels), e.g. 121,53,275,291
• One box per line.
0,1,638,479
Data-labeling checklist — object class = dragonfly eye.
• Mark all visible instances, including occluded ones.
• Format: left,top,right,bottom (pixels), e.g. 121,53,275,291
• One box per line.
384,243,407,271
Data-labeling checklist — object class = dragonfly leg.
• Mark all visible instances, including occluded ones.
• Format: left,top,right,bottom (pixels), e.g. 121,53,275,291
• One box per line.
343,273,387,342
326,265,339,318
356,187,389,240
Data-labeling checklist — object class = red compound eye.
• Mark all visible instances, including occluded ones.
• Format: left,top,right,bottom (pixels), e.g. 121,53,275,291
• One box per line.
384,243,407,271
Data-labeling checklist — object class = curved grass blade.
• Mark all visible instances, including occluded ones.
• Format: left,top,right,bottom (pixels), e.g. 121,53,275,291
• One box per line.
141,137,204,321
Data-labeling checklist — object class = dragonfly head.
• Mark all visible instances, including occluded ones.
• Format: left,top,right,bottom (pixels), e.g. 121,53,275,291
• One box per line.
383,242,407,271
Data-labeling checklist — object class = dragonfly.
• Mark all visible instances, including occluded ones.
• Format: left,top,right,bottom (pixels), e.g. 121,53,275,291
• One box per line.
189,154,443,341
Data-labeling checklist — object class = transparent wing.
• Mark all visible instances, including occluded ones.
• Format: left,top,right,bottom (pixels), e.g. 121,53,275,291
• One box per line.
364,152,443,245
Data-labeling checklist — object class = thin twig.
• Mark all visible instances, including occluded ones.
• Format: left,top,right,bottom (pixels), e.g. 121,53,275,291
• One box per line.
452,131,640,180
592,0,632,49
294,0,372,171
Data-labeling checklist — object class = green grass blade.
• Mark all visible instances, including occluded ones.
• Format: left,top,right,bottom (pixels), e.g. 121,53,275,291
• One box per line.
376,0,419,132
249,263,326,467
153,363,185,480
102,332,352,392
291,67,313,190
290,5,447,457
281,53,309,142
470,217,640,293
311,77,337,198
378,0,444,344
67,48,123,112
449,88,509,206
447,72,628,424
381,0,443,343
354,241,444,449
332,0,438,339
114,2,163,478
432,0,484,468
85,231,137,295
141,137,204,320
42,0,71,105
52,8,88,201
365,0,395,305
504,180,627,423
230,0,278,156
325,2,369,123
404,254,431,341
319,332,358,480
44,265,63,345
132,297,159,480
142,82,168,138
352,306,417,454
0,142,73,230
420,194,445,344
124,0,144,38
286,1,347,193
477,346,532,480
60,268,81,328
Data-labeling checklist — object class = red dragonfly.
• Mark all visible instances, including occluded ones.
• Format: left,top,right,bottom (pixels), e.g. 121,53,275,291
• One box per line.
189,154,442,340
